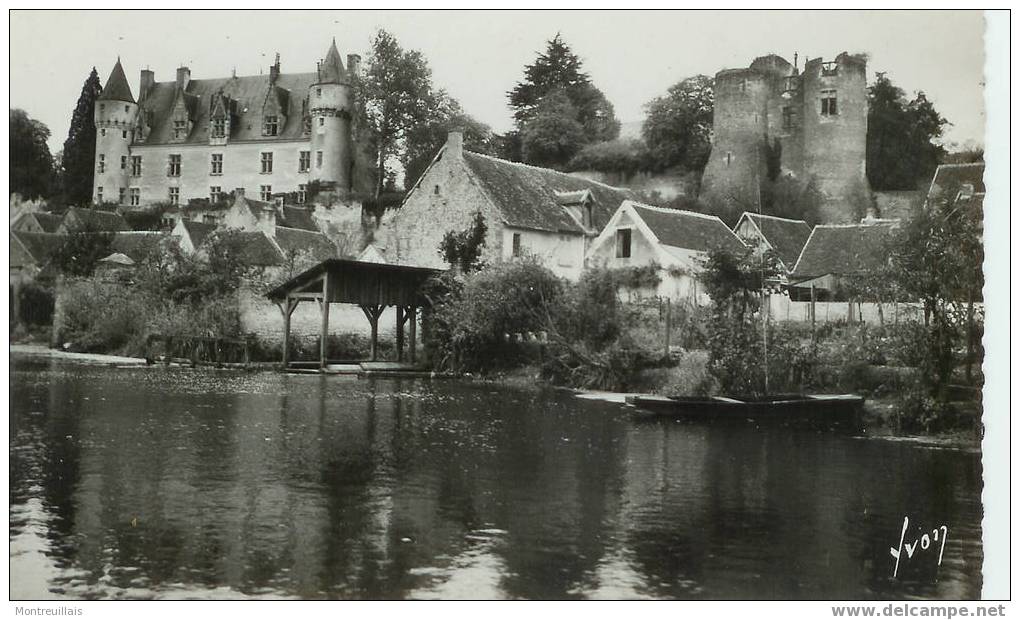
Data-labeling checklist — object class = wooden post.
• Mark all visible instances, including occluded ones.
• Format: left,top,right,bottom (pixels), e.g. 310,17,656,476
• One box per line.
320,275,330,370
396,305,405,362
280,299,296,369
408,306,417,364
361,305,383,361
663,298,672,358
810,284,817,341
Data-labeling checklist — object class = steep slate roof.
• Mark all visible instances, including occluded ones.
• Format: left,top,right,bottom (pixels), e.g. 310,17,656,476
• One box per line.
234,231,286,267
274,227,336,260
631,203,745,254
12,211,63,233
280,206,318,231
791,222,900,280
62,207,131,232
317,39,347,84
98,59,136,103
10,231,65,267
461,151,636,234
928,163,986,198
110,232,167,262
137,72,316,144
181,220,217,248
738,212,812,269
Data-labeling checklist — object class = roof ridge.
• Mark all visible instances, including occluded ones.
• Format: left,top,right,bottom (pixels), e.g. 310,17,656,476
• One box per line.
627,200,723,221
813,221,899,229
465,150,633,193
747,212,810,225
936,162,985,169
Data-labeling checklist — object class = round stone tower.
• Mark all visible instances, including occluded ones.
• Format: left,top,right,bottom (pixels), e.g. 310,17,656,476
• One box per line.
800,53,869,223
93,58,137,205
309,39,358,193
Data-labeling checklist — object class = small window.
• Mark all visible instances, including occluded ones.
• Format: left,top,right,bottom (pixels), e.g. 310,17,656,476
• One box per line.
124,105,130,113
120,155,127,170
210,153,223,175
100,128,106,137
299,151,311,172
118,187,125,204
173,119,188,139
297,184,307,204
168,154,181,177
210,186,222,203
263,115,278,136
316,88,322,97
316,151,323,168
725,152,733,167
168,187,180,205
821,89,838,116
97,154,105,173
260,185,272,201
96,186,103,203
318,117,324,127
131,156,142,176
782,106,795,131
130,188,140,206
512,232,522,257
261,152,273,174
616,228,632,259
434,184,440,196
122,130,128,139
99,104,105,113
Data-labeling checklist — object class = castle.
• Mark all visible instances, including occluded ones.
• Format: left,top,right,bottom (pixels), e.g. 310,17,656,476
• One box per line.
92,40,371,210
700,52,870,224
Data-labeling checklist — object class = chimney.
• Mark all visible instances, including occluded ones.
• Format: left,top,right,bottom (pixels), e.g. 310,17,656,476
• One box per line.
269,53,281,84
176,66,191,90
139,69,155,102
447,130,463,157
347,54,361,76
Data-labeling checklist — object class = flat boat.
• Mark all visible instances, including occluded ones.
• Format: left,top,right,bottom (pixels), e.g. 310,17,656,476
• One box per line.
625,393,864,428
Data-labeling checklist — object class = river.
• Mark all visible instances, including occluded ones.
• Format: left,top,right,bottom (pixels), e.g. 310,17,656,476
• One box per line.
9,355,983,600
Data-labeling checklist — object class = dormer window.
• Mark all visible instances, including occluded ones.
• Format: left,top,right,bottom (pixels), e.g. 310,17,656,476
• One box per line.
263,115,278,136
173,119,188,139
212,118,226,138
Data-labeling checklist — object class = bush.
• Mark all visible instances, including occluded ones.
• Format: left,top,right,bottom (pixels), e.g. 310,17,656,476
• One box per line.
14,280,55,327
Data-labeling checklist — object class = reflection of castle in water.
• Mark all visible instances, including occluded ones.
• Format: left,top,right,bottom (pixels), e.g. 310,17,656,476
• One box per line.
9,365,983,599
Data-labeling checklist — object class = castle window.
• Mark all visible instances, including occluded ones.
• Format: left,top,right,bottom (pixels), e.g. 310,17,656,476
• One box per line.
120,155,127,170
210,186,222,203
131,156,142,177
298,184,307,204
318,117,325,127
316,151,323,168
122,130,128,139
173,119,188,140
124,105,130,113
615,228,632,259
263,115,278,136
821,90,838,116
299,151,311,172
130,188,140,206
212,118,226,138
434,184,440,196
97,154,105,173
821,62,839,76
261,152,273,174
782,106,795,131
168,154,181,177
203,214,216,225
168,187,180,205
100,128,106,137
512,232,522,257
210,153,223,175
260,185,272,201
99,104,105,113
316,88,322,98
725,152,733,167
119,187,126,204
96,187,103,203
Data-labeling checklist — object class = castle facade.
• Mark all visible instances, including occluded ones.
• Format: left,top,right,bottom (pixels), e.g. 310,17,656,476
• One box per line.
93,40,369,210
700,52,870,224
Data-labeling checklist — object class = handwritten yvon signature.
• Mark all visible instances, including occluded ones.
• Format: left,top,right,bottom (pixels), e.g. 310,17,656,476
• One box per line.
889,516,948,578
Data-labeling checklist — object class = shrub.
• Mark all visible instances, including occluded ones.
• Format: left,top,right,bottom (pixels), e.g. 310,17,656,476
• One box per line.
14,280,55,327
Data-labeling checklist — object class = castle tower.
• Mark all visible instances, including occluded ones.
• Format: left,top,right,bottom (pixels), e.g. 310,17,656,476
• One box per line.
800,53,869,223
309,39,358,193
94,58,138,205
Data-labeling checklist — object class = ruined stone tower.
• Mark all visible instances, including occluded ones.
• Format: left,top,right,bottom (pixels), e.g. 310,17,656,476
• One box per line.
700,52,869,224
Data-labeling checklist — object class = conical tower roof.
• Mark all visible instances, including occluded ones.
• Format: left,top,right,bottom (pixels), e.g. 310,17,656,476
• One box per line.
98,58,136,103
317,38,346,84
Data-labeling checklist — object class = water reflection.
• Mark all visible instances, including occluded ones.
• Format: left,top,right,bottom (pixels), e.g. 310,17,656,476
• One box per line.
10,357,983,599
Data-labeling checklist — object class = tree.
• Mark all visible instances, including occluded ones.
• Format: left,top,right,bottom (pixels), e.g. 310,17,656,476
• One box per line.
402,93,496,190
641,75,714,173
61,68,103,206
867,73,949,191
357,30,438,200
508,34,619,166
520,90,587,169
438,210,487,274
10,109,54,200
51,220,114,277
567,138,648,176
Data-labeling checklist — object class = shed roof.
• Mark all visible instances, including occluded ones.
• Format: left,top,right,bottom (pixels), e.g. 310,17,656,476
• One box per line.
736,212,812,269
630,203,745,254
791,222,900,280
267,259,441,306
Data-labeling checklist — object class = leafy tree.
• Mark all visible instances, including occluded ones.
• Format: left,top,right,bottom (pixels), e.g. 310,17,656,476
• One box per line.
508,34,619,166
357,29,438,200
439,210,487,273
10,108,54,200
402,93,496,189
520,90,587,169
867,73,949,190
641,75,714,173
51,219,115,277
62,68,103,206
567,138,648,175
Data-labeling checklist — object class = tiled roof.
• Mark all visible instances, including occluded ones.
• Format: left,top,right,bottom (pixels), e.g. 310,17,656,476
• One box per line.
10,231,65,266
234,231,286,267
110,232,167,262
738,212,812,269
630,203,746,254
274,227,336,261
928,163,985,199
791,222,900,280
280,205,318,231
62,207,131,232
137,72,316,145
98,59,135,103
12,211,63,233
181,220,217,248
462,151,636,234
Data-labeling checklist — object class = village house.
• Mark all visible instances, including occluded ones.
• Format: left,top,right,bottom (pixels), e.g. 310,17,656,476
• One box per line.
732,212,813,275
586,200,746,304
384,131,636,280
787,220,900,301
10,231,65,283
56,206,131,234
10,211,63,234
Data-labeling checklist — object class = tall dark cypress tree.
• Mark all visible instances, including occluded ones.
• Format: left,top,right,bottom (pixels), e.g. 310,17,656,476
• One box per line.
61,68,102,206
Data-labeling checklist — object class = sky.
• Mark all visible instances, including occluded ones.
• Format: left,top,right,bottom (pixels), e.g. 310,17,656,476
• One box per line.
10,10,987,153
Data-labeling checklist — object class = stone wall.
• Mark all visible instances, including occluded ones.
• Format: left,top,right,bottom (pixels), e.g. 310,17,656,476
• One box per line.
768,295,924,324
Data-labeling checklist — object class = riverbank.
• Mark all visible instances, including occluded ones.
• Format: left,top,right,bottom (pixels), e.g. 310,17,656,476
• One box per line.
10,344,149,366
